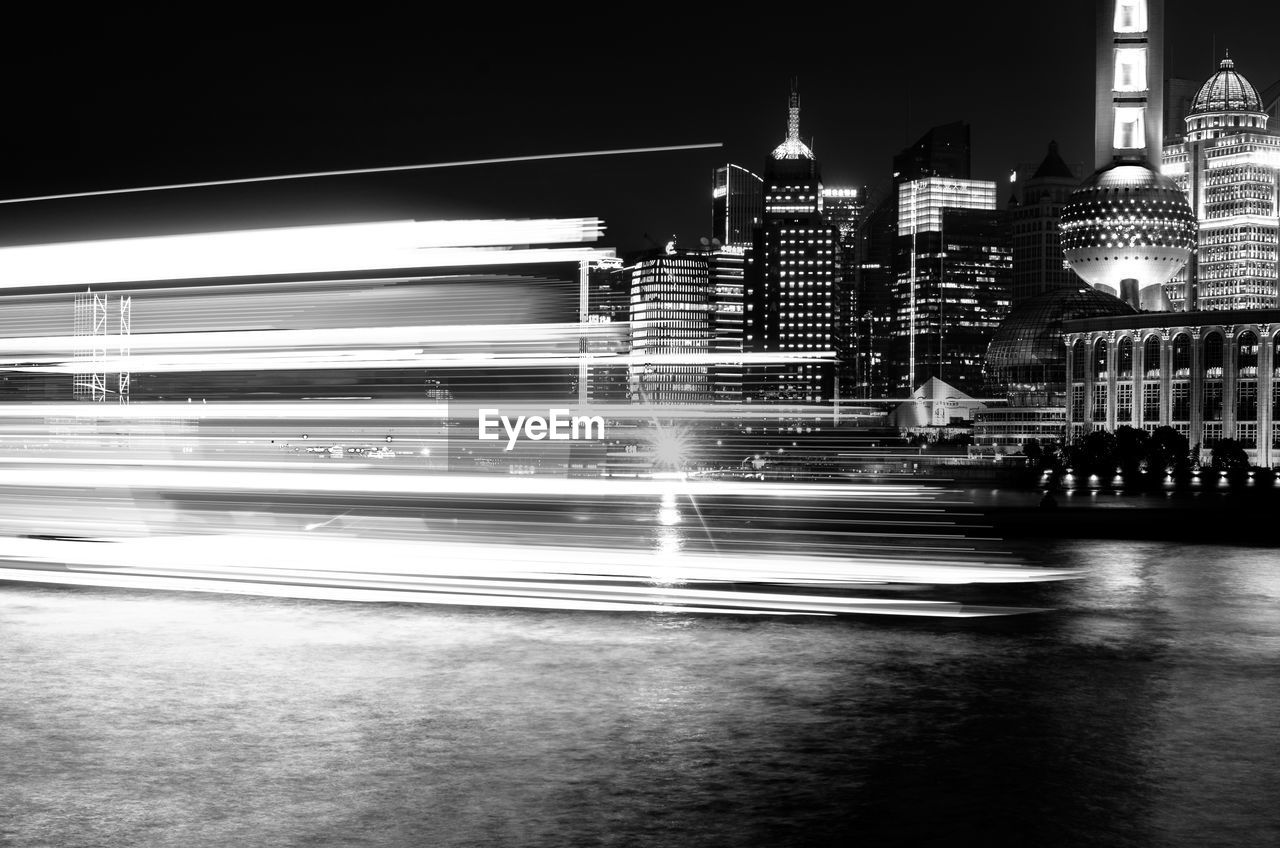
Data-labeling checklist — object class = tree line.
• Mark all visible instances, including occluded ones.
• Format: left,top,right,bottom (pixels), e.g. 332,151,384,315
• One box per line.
1022,425,1255,482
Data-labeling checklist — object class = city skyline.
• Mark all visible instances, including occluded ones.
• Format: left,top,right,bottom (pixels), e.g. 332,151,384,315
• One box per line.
1,4,1277,255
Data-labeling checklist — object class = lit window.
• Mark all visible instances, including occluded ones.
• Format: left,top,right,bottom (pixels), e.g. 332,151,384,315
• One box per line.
1115,107,1145,149
1114,48,1147,92
1114,0,1147,33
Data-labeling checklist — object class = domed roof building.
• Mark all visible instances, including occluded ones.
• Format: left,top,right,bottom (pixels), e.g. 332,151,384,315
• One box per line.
1160,54,1280,311
1058,162,1197,310
984,285,1136,405
1184,55,1269,141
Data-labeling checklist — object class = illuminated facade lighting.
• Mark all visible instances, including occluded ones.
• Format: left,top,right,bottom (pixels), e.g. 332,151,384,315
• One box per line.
745,84,845,405
892,178,1009,392
1160,55,1280,311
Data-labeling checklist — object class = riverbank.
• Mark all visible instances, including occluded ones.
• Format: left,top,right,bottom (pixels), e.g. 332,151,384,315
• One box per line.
960,480,1280,544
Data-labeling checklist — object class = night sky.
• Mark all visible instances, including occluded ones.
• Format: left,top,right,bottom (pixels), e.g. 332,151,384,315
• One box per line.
1,3,1277,256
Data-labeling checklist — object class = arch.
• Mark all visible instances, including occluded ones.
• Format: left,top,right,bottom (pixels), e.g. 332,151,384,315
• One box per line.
1204,331,1224,376
1172,332,1192,378
1143,334,1161,378
1093,337,1109,379
1237,331,1259,377
1117,336,1133,379
1203,331,1224,424
1237,331,1259,425
1071,339,1086,382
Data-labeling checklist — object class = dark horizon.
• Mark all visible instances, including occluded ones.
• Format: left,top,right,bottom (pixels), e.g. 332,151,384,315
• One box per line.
1,3,1278,255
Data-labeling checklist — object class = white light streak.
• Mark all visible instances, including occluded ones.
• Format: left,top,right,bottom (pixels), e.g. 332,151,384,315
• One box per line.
0,144,724,206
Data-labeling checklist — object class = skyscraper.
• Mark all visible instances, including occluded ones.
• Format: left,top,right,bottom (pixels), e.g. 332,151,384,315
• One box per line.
846,123,978,399
712,164,764,249
707,245,747,404
1009,141,1083,305
1161,55,1280,311
629,247,713,405
744,85,843,404
582,256,631,403
850,191,897,398
893,122,971,184
891,178,1010,393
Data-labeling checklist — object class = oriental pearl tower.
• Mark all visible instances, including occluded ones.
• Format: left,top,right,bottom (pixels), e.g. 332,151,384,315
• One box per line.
1059,0,1196,312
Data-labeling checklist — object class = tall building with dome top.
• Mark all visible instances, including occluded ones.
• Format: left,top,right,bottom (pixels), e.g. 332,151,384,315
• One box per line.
1161,54,1280,311
1060,3,1280,466
743,83,844,405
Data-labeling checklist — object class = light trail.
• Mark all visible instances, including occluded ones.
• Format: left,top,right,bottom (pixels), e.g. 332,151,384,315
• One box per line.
0,534,1057,618
0,143,724,206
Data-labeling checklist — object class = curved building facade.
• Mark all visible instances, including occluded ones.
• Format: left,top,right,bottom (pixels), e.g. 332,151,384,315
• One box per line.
1063,308,1280,466
985,284,1136,405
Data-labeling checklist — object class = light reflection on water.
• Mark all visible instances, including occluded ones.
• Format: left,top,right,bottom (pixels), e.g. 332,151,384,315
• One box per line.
3,536,1280,847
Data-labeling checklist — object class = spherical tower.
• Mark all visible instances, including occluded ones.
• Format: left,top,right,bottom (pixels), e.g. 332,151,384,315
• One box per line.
1059,162,1196,310
1062,0,1197,312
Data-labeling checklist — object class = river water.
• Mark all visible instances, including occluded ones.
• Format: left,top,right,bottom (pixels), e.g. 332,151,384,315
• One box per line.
3,531,1279,847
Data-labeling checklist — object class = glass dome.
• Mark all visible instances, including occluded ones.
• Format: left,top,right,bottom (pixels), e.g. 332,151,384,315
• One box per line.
984,285,1136,404
1188,56,1263,116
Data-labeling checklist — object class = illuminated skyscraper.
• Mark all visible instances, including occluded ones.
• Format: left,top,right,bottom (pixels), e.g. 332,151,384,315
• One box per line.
850,192,897,398
1161,55,1280,311
707,245,747,404
849,124,975,399
629,247,713,405
712,164,763,249
744,84,844,404
821,187,864,241
582,256,631,403
891,178,1010,393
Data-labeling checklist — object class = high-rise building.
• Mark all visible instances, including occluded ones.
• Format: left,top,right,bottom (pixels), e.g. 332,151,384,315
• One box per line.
849,124,976,399
628,247,713,405
1160,55,1280,311
850,191,897,398
707,245,747,404
744,85,844,404
891,178,1010,393
712,164,764,249
582,256,631,403
822,186,864,397
1008,141,1084,305
821,187,864,240
893,122,971,184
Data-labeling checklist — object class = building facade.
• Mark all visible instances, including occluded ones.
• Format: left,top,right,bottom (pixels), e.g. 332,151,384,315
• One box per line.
1064,309,1280,466
744,86,843,404
1009,141,1083,305
891,177,1010,394
582,256,631,403
629,249,713,405
1160,56,1280,311
712,164,764,249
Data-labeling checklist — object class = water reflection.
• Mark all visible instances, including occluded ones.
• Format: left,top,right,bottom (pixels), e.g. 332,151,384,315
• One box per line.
3,532,1280,847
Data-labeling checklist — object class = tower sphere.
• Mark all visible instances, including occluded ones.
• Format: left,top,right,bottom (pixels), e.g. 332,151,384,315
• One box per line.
1059,161,1195,305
